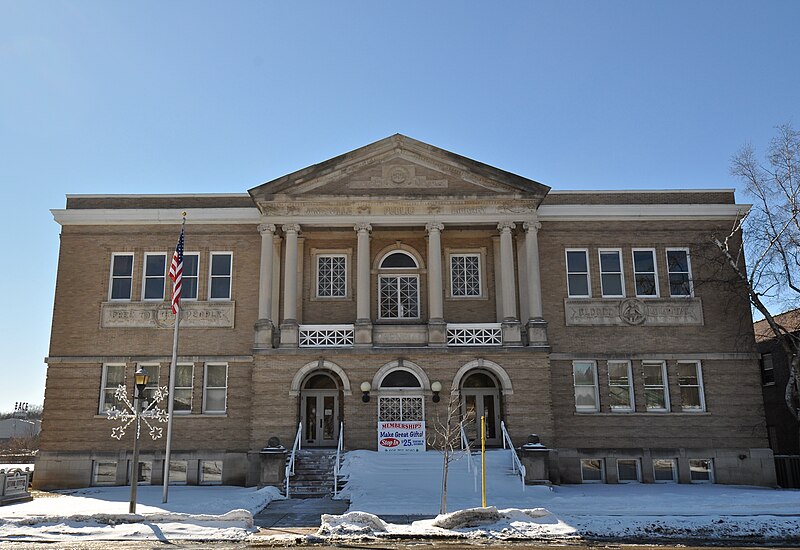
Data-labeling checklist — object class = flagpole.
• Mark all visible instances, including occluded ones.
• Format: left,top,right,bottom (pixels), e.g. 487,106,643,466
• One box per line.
163,213,186,503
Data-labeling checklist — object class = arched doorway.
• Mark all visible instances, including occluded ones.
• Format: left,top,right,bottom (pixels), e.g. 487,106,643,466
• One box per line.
461,370,502,446
300,372,340,446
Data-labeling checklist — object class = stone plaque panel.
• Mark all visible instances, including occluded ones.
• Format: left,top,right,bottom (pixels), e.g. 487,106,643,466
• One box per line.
101,301,235,329
564,298,703,326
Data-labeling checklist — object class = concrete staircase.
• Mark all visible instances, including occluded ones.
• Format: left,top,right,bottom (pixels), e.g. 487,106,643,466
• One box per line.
286,448,340,498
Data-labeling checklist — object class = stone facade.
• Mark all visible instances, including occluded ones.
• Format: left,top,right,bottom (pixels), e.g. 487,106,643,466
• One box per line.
36,135,775,490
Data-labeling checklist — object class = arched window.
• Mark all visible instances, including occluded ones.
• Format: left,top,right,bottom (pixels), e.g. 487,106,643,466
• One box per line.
378,251,421,319
379,369,422,388
377,369,424,422
303,373,337,390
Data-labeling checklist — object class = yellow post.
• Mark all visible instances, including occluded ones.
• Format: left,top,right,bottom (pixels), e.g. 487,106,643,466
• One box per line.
481,414,486,507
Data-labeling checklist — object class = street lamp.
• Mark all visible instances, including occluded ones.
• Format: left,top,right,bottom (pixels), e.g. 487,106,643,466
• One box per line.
129,368,150,514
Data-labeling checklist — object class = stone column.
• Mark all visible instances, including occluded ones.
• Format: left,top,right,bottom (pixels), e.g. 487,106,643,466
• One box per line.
426,222,446,346
280,223,300,347
255,223,276,349
354,222,373,346
523,220,548,348
498,221,522,345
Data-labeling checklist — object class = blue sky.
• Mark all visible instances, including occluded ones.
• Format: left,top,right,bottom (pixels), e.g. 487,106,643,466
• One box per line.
1,1,799,412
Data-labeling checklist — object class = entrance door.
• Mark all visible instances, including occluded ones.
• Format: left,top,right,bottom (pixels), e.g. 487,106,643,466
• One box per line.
461,371,501,446
302,391,338,446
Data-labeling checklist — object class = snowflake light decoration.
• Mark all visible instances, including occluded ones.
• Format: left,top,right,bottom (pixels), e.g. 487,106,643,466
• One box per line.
107,385,169,441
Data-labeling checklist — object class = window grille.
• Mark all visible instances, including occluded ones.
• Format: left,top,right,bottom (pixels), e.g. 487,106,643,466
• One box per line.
299,325,355,347
379,276,419,319
451,254,481,297
317,255,347,297
446,323,502,346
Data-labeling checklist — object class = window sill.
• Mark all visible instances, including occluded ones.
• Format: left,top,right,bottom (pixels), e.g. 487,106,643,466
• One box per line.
573,411,711,416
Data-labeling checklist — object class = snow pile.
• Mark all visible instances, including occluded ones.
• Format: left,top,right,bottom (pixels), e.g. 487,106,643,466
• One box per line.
430,506,501,529
318,511,387,536
0,485,281,541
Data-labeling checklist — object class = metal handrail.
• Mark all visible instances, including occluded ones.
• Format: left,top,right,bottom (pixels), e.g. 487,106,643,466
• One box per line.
500,420,526,490
285,422,302,498
460,423,479,491
333,421,344,497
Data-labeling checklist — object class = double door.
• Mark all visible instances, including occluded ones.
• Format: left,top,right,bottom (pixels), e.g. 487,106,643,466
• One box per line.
462,389,501,446
301,391,338,446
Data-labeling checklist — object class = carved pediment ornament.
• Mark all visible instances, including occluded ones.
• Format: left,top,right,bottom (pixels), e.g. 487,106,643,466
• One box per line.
348,164,448,190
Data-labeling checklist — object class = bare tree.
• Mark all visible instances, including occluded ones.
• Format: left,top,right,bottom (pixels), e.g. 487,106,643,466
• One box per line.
713,123,800,424
427,391,473,515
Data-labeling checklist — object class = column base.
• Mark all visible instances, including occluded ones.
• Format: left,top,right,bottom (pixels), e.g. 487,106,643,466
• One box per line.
427,320,447,347
254,319,275,349
501,320,523,346
526,318,549,350
279,320,299,348
354,320,373,347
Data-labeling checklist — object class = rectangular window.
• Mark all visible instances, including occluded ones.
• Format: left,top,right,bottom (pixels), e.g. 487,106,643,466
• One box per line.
173,364,194,414
316,254,348,298
450,253,482,297
209,252,232,300
608,360,634,411
566,249,590,297
109,253,134,300
689,459,714,483
617,459,641,483
632,249,659,297
203,363,228,413
653,459,677,483
138,364,160,406
573,361,599,412
642,360,670,412
761,353,775,386
678,360,705,411
580,459,604,483
379,275,420,319
378,396,424,421
100,364,125,413
168,460,187,485
599,249,624,297
142,253,167,300
130,460,152,484
200,460,223,485
666,248,693,296
93,461,117,485
182,253,199,300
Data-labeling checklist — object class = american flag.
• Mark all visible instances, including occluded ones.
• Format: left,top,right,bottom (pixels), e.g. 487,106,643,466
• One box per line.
169,226,184,314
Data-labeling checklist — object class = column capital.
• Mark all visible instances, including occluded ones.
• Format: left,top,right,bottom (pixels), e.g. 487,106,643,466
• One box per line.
497,221,516,233
354,222,373,233
425,222,444,234
281,223,301,234
522,221,542,233
258,223,276,235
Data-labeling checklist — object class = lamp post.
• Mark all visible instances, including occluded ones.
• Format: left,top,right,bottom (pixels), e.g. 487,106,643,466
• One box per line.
129,368,150,514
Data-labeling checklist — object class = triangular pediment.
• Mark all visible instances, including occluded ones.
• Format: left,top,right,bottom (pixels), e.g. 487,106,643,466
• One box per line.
248,135,550,209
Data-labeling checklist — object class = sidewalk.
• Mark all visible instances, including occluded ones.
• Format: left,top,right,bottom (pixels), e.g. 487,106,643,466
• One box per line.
254,496,349,536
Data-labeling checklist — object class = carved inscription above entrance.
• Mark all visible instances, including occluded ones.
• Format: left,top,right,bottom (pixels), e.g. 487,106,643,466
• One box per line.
101,301,235,329
348,165,448,189
564,298,703,327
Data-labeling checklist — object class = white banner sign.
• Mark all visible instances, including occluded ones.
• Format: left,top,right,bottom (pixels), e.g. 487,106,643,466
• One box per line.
377,421,426,453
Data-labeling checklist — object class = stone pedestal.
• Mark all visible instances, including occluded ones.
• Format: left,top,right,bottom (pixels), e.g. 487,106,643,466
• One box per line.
279,321,299,348
427,320,447,347
0,468,32,505
256,448,287,489
354,321,373,346
501,321,522,346
526,318,549,349
254,319,274,349
519,445,558,485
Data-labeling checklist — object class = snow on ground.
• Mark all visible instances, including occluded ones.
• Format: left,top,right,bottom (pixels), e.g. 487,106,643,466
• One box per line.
0,485,281,542
329,449,800,542
1,450,799,543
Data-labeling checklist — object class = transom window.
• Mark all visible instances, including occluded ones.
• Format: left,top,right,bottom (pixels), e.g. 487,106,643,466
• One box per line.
450,254,481,297
142,253,167,300
380,369,422,388
317,254,347,298
378,250,420,320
